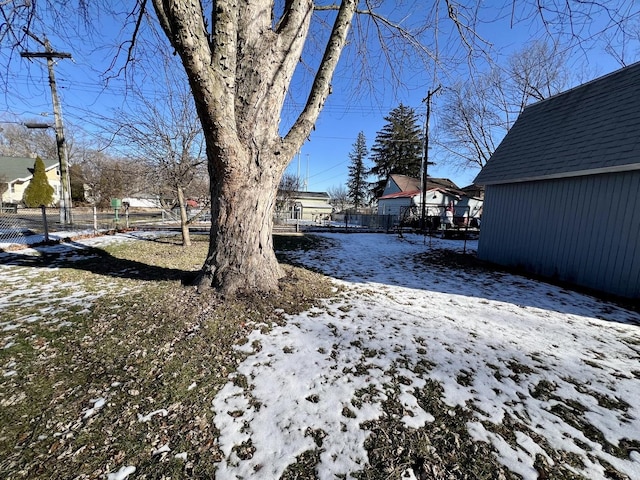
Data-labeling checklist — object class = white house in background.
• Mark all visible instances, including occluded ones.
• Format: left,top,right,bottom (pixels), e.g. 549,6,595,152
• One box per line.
276,190,333,222
0,156,60,206
378,174,472,217
121,194,163,209
457,184,485,226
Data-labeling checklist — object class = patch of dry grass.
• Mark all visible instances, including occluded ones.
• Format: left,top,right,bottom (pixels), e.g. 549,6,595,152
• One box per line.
2,233,635,479
0,233,334,479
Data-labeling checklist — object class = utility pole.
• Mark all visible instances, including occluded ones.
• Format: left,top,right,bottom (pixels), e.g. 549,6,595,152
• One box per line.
21,33,73,225
420,86,441,232
305,154,310,191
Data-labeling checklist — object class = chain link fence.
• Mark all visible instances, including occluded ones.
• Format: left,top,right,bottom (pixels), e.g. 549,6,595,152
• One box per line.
398,204,481,233
1,203,480,250
0,206,197,248
0,207,104,247
0,204,216,248
330,206,481,236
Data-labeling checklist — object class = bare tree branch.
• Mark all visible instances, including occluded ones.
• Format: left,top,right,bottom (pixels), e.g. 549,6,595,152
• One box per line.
285,0,357,156
438,41,569,171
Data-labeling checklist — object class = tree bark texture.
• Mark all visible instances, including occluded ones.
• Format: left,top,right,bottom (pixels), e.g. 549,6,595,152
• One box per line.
152,0,357,294
198,153,283,293
176,185,191,247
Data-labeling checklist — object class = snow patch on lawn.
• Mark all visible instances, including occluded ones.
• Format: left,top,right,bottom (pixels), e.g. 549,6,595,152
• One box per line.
211,233,640,479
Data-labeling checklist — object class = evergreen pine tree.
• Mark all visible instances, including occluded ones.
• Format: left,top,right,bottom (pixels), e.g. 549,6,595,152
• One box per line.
347,131,369,209
23,156,55,207
369,104,423,199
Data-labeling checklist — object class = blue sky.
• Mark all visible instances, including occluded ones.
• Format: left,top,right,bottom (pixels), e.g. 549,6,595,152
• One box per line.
2,1,638,193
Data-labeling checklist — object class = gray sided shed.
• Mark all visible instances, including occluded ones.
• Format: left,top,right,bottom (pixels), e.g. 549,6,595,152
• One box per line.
474,62,640,299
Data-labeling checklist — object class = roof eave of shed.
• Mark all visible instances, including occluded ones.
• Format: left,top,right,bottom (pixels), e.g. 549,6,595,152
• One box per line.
477,162,640,186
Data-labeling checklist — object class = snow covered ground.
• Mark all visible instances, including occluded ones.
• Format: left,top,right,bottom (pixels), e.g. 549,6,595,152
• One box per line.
1,231,639,479
213,232,640,479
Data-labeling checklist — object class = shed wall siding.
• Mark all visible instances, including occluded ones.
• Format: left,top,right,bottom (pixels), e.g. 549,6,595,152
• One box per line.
478,171,640,298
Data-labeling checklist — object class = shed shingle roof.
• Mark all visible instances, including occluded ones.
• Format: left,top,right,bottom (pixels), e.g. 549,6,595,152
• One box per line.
474,61,640,185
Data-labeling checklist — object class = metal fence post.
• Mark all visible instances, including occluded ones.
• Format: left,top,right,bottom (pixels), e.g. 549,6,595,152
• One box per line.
41,205,49,243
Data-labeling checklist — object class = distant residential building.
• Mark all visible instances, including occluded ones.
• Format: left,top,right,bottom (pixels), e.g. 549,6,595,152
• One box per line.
276,190,333,222
0,156,60,206
377,174,482,225
121,194,163,209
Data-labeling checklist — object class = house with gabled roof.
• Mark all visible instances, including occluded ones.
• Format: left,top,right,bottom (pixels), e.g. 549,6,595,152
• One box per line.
0,156,61,206
377,174,482,226
377,174,460,216
276,190,333,222
474,62,640,299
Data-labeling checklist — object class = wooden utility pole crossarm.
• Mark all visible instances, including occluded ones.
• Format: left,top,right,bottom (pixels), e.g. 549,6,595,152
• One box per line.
20,32,73,225
20,51,72,59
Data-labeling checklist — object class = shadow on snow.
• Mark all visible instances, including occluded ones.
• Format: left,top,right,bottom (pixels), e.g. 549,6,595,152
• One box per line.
278,232,640,326
0,237,193,284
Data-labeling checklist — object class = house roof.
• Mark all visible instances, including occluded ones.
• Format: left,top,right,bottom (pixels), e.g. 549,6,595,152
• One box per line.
388,174,460,192
379,184,463,200
474,61,640,186
287,191,330,200
389,174,421,192
379,189,421,200
460,184,485,199
427,177,460,191
0,156,58,182
386,174,461,195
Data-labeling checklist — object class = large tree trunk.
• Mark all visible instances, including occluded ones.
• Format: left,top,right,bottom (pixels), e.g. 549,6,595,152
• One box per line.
196,148,283,295
151,0,357,294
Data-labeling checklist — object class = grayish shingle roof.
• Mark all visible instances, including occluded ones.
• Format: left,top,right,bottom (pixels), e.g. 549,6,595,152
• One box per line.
291,191,330,199
388,174,461,193
0,156,58,182
474,62,640,185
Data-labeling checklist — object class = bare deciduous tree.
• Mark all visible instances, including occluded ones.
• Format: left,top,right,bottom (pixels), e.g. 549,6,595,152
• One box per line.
276,173,301,223
439,41,569,170
0,123,58,161
147,1,364,293
328,184,350,213
76,148,148,209
107,66,206,246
